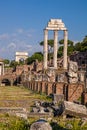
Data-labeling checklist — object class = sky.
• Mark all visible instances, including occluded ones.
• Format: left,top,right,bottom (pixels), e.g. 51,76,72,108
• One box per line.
0,0,87,60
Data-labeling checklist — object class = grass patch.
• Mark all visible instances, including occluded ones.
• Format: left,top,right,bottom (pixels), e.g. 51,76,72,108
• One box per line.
0,113,29,130
0,86,52,107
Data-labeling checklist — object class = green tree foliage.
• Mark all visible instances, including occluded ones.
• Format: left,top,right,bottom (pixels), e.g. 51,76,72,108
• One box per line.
26,52,43,65
83,35,87,44
40,39,54,60
74,42,81,51
40,39,54,53
74,36,87,52
26,57,35,65
67,46,75,55
19,59,25,65
81,35,87,51
57,46,63,57
10,60,18,67
58,39,74,57
59,39,74,46
32,52,43,61
3,59,10,65
40,39,54,47
40,39,75,58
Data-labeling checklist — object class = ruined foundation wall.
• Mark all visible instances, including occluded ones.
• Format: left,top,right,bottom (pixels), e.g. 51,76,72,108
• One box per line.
81,92,87,105
23,81,84,102
68,83,84,102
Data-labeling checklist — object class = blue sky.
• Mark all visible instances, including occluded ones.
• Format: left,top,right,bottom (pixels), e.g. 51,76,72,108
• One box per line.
0,0,87,60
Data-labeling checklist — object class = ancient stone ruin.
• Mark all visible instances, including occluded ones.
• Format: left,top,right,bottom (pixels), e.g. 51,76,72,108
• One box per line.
30,119,52,130
22,19,87,106
68,60,78,83
43,19,68,70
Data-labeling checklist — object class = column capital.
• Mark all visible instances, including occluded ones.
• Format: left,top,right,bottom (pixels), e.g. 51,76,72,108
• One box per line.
64,29,68,31
64,30,68,34
44,28,48,31
44,29,48,35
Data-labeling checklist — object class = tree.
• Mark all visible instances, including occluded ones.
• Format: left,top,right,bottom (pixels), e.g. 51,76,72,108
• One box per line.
4,59,10,66
19,59,25,65
39,39,54,53
40,39,54,60
58,39,74,57
10,60,18,68
81,36,87,51
59,39,74,46
83,35,87,44
40,39,54,47
57,46,63,57
32,52,43,61
3,59,10,65
74,36,87,52
26,57,34,65
26,52,43,65
3,59,10,68
74,42,81,51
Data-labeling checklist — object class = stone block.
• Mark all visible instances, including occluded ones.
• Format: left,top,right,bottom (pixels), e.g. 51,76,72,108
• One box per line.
50,19,62,23
53,94,64,103
63,101,87,118
48,24,58,28
68,61,78,83
30,119,52,130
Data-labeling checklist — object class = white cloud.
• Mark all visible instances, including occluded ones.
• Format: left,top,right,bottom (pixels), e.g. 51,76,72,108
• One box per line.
0,27,41,59
25,44,32,49
11,33,17,37
27,29,36,33
0,47,6,52
17,28,24,33
0,33,9,40
7,42,16,49
27,33,32,37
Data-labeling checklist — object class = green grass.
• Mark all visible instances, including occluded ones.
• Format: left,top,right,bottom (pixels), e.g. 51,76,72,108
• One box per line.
0,86,52,107
1,86,87,130
0,113,29,130
50,117,87,130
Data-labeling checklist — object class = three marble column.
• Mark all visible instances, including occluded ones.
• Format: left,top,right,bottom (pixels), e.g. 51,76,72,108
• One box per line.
43,29,68,70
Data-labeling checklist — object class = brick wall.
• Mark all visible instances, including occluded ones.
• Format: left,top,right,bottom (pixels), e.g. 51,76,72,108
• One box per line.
68,83,84,102
23,81,84,102
41,82,46,93
81,92,87,105
56,83,64,95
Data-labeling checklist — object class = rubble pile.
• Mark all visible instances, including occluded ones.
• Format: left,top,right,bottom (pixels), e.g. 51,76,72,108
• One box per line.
30,94,87,118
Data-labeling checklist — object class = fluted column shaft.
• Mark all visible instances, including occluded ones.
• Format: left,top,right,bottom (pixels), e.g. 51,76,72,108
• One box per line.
53,30,58,69
63,30,68,70
43,29,48,69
